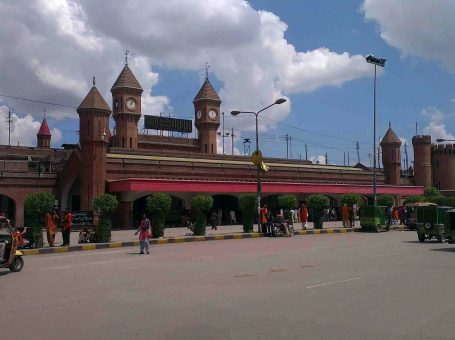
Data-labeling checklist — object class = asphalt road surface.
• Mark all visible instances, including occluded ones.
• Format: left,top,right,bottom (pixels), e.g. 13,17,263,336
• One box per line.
1,231,454,340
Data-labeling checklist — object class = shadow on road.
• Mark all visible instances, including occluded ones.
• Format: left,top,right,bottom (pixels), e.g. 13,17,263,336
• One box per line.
0,270,11,276
403,240,441,244
430,247,455,253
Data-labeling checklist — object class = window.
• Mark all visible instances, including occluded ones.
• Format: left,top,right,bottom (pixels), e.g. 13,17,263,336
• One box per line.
130,137,132,148
211,144,214,154
122,137,125,147
205,144,208,153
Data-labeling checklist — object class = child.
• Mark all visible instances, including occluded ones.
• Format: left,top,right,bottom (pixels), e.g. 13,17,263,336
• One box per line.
135,214,151,254
78,227,91,243
14,227,29,249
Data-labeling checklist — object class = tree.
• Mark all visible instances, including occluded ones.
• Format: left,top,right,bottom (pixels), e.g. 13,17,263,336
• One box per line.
146,193,172,238
24,192,55,248
377,195,395,207
308,194,329,229
191,195,213,236
340,193,360,206
238,194,257,233
92,194,118,243
403,195,426,204
277,194,297,221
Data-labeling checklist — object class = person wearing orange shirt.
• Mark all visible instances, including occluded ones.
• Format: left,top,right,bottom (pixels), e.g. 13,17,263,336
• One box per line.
342,204,350,228
260,205,268,233
300,204,309,230
45,210,59,247
62,208,73,246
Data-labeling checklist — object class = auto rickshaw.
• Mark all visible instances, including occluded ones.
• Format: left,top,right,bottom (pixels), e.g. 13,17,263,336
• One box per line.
0,216,25,272
359,206,390,232
404,202,437,230
446,209,455,244
416,205,452,243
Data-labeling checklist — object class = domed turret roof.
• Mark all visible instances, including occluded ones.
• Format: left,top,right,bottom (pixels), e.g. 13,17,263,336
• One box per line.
193,78,221,103
111,64,142,91
37,118,51,136
381,127,401,145
78,86,111,112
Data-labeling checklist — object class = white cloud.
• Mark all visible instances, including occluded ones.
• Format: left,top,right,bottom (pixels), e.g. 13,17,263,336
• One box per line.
0,0,371,146
422,107,455,142
310,155,326,165
0,105,62,147
362,0,455,72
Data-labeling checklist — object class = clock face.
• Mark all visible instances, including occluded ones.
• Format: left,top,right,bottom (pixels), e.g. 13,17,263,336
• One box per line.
208,110,217,120
196,110,202,119
114,100,119,110
126,98,136,111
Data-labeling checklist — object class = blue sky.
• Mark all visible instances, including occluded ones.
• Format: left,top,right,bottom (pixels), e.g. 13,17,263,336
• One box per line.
0,0,454,167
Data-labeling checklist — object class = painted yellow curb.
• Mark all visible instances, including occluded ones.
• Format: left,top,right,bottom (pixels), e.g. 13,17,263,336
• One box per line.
157,239,168,244
194,236,206,241
213,235,225,240
327,229,334,234
22,249,39,255
108,242,122,248
54,247,68,253
313,229,321,234
233,234,244,239
81,244,96,251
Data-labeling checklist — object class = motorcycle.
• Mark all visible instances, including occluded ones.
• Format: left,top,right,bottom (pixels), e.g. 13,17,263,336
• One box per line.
0,216,25,272
271,216,294,237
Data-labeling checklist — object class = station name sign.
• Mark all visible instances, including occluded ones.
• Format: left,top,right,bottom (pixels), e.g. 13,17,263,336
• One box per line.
144,115,192,133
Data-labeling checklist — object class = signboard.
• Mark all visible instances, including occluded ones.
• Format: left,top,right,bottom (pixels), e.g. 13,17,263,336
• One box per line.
144,115,192,133
72,211,94,226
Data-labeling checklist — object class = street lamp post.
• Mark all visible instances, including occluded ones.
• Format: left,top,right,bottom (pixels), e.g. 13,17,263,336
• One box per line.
231,98,286,233
366,54,386,207
217,112,230,155
436,139,455,143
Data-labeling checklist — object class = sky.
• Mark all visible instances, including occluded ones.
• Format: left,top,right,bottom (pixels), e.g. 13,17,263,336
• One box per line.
0,0,454,167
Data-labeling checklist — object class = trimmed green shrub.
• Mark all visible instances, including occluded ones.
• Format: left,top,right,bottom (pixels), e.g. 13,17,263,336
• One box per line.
278,194,297,222
239,194,257,233
308,194,329,229
403,195,426,204
93,194,118,243
377,195,395,207
191,195,213,236
340,193,360,206
146,193,172,238
24,192,55,248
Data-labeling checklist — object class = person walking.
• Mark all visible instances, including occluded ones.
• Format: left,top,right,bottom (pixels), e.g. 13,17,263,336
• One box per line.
342,204,350,228
260,205,268,233
300,204,309,230
45,209,59,247
210,211,218,230
217,208,223,227
135,213,151,254
229,210,236,224
61,208,72,246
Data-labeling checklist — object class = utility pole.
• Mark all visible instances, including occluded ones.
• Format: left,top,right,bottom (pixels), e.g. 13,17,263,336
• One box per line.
356,141,360,164
290,136,292,159
344,152,346,166
231,128,235,155
368,153,372,167
347,152,350,166
404,142,409,170
7,110,12,146
325,152,328,165
377,145,381,171
243,138,251,156
305,144,308,160
284,134,290,159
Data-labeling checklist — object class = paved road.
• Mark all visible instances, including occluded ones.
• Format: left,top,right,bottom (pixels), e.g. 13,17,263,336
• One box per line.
1,231,454,339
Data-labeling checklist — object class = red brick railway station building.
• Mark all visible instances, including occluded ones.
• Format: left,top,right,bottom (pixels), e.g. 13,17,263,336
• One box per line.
1,62,452,228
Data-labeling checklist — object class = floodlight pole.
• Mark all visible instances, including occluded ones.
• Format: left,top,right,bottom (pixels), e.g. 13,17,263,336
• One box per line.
366,55,386,207
231,98,286,233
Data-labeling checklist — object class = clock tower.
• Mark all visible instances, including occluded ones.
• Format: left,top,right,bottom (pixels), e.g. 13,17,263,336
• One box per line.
193,76,221,154
111,60,143,149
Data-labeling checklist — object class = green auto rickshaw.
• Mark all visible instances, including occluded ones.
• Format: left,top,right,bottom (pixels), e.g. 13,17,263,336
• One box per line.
416,205,452,242
446,209,455,244
359,206,390,232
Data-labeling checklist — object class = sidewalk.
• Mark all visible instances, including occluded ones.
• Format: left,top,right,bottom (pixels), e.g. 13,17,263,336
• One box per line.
42,221,347,247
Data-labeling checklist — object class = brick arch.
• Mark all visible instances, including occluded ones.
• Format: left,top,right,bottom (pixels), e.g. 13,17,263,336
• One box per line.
0,193,16,226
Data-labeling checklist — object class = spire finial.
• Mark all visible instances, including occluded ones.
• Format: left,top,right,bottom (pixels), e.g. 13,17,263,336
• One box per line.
92,76,96,87
43,107,46,119
205,61,210,79
124,48,130,65
389,121,391,128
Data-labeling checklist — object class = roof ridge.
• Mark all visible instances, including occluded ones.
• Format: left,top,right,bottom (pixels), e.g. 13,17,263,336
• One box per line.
111,64,143,91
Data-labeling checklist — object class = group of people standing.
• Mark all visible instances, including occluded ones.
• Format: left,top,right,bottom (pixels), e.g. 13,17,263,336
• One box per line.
44,208,73,247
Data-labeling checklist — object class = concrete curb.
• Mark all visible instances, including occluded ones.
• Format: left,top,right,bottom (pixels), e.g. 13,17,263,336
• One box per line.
21,227,355,256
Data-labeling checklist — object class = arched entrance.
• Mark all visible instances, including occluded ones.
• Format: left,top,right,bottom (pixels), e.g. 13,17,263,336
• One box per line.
133,194,184,228
61,177,81,211
0,194,16,224
212,194,239,225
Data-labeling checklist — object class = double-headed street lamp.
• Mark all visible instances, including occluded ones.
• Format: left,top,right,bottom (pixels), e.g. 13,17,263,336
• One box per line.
366,54,386,207
436,139,455,143
231,98,287,233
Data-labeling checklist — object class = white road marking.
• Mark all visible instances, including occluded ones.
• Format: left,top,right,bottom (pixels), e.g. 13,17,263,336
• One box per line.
305,277,361,289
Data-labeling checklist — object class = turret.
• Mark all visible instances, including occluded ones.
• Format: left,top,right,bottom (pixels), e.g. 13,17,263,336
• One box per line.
77,77,111,210
110,61,143,149
193,76,221,154
412,135,432,188
37,117,51,148
380,125,401,185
